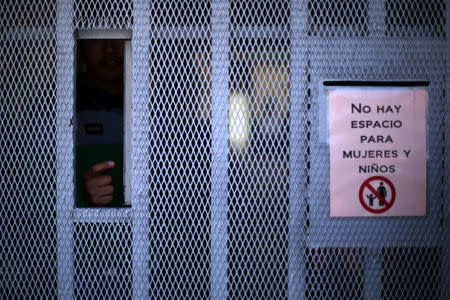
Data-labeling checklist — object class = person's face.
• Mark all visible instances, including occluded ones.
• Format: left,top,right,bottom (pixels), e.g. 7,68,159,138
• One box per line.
79,39,124,82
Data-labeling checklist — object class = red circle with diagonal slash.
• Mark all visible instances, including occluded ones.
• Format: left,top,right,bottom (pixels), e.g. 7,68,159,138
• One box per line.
359,176,396,214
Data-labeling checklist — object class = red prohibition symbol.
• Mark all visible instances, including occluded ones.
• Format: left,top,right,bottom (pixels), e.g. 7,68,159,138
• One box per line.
359,175,396,214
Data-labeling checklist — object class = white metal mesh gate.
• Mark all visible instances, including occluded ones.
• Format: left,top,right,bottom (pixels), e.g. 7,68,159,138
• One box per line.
0,0,448,299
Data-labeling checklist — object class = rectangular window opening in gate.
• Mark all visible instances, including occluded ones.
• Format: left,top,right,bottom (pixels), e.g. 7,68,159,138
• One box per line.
75,30,132,208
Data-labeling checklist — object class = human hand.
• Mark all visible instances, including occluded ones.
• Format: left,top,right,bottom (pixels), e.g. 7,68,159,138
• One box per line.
84,161,115,206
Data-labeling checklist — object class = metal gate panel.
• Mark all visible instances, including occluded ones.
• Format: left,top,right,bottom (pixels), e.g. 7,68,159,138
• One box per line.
0,1,448,299
227,2,292,299
0,1,59,297
148,10,213,300
305,1,448,299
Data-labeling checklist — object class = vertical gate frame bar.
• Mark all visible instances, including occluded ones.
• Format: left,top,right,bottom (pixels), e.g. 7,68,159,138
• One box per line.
288,0,308,299
441,3,450,300
211,0,230,299
124,40,132,206
56,0,74,298
364,247,382,300
364,2,387,299
368,0,386,37
132,0,151,298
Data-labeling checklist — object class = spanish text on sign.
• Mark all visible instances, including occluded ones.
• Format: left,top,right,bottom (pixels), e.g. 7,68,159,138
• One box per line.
329,87,427,217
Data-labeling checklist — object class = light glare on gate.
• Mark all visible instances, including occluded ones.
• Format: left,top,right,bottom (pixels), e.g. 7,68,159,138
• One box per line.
229,93,249,148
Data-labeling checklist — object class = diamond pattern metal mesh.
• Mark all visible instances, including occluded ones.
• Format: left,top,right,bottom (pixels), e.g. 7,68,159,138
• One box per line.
307,0,369,37
0,1,448,299
74,0,133,29
227,18,291,298
1,0,58,297
74,222,133,299
148,36,212,299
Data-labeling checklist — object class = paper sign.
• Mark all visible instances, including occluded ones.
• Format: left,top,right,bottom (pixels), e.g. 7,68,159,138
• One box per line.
329,87,427,217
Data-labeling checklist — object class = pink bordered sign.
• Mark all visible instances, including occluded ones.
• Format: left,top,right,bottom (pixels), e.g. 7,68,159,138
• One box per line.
328,87,427,217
